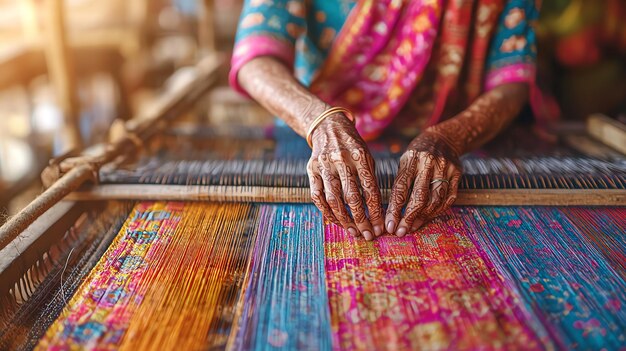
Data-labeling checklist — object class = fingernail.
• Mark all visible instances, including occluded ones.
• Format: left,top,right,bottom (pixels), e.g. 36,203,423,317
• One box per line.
411,220,424,232
347,227,358,237
373,225,383,237
396,226,407,237
386,221,396,233
363,230,373,241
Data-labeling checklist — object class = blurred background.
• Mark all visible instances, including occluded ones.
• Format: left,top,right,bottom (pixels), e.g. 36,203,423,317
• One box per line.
0,0,624,220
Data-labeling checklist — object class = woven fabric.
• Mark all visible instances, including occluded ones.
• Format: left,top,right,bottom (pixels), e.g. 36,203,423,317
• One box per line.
37,202,258,350
463,207,626,350
229,204,332,350
31,203,625,350
561,207,626,279
324,212,550,350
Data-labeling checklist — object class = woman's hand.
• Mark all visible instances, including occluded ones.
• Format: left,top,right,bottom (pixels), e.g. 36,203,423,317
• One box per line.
237,58,383,240
385,130,462,237
307,113,384,241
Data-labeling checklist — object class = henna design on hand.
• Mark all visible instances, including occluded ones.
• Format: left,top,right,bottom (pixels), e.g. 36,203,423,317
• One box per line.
239,57,384,240
311,115,384,240
428,83,530,156
386,83,529,236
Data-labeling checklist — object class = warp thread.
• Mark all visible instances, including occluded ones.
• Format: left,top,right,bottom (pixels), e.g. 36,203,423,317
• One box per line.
100,125,626,190
37,202,258,350
229,204,332,350
462,207,626,350
561,207,626,279
0,202,130,351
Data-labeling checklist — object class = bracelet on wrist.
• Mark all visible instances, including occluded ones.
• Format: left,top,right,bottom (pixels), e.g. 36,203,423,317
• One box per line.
305,107,355,148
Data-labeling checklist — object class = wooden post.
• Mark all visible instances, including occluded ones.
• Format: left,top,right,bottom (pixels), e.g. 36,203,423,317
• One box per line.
111,58,133,121
197,0,216,55
19,0,39,45
42,0,82,150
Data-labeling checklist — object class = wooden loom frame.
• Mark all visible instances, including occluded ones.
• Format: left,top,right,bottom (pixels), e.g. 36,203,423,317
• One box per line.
0,53,223,252
61,117,626,207
0,53,223,321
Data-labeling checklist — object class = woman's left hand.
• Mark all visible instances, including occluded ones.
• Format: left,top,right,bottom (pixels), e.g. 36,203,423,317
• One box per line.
385,130,462,237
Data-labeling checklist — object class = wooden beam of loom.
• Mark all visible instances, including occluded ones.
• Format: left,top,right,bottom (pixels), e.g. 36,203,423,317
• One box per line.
587,114,626,155
65,185,626,206
197,0,216,55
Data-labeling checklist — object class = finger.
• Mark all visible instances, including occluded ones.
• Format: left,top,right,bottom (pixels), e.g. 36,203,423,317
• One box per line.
426,166,461,219
307,163,338,224
385,152,419,235
397,155,435,237
420,157,450,219
319,155,358,236
410,218,427,232
435,168,461,215
334,159,374,240
355,151,384,237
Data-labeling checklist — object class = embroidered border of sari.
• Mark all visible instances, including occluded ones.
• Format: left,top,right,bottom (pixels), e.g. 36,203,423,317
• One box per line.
310,0,445,140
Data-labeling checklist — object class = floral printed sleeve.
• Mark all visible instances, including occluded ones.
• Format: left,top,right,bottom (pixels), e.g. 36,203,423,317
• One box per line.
484,0,539,90
229,0,307,95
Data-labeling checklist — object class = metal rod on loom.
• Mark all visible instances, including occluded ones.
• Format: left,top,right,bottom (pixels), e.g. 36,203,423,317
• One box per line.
0,54,224,251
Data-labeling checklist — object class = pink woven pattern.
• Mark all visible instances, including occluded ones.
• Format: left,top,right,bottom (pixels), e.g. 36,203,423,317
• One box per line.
324,211,548,350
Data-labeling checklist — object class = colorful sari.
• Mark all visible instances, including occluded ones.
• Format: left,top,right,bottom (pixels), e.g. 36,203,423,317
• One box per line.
230,0,539,140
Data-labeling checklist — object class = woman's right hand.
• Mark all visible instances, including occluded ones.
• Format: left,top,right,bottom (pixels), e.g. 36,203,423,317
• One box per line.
306,113,384,241
237,57,382,239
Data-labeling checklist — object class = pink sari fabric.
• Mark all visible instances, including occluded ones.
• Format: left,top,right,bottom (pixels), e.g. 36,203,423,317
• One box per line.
310,0,531,140
230,0,539,139
310,1,445,140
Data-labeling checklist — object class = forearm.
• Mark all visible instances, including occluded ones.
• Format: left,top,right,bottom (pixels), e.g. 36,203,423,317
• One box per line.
426,83,529,156
238,56,329,137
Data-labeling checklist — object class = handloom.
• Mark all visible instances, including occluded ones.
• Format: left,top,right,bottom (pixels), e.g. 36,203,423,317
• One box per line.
68,125,626,206
1,202,623,350
1,126,624,349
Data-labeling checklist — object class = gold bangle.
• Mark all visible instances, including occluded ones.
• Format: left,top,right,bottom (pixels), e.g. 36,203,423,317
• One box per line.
306,107,356,148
